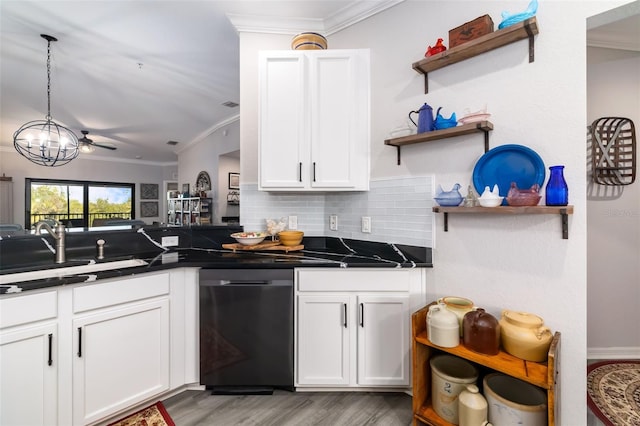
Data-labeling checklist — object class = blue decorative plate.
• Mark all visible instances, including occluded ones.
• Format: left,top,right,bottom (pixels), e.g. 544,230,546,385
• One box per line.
472,144,546,205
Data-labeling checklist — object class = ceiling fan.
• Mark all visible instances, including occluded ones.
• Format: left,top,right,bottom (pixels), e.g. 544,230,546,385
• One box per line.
78,130,116,153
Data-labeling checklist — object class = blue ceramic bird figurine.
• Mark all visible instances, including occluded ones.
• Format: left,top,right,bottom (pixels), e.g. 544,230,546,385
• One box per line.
434,183,463,206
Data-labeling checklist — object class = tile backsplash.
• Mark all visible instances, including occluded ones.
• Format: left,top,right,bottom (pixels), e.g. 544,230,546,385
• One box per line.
240,176,434,247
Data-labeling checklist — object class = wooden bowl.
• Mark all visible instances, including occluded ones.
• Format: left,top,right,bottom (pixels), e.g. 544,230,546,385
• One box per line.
278,230,304,246
291,32,327,50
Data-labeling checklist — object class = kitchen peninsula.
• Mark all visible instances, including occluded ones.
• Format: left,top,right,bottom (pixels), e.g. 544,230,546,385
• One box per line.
0,225,429,425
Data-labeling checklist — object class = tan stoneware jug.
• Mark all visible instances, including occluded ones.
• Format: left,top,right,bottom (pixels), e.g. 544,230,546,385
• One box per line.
463,308,500,355
499,310,553,362
438,296,475,336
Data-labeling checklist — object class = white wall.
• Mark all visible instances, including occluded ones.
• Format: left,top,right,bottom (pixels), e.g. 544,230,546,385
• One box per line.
0,149,176,226
587,46,640,357
177,119,240,223
237,1,633,423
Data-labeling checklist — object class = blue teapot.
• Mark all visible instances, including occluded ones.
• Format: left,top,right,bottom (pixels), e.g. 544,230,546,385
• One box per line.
409,103,434,133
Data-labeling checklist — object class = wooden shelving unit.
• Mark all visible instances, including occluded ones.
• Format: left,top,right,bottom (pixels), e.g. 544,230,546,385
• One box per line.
432,205,574,239
412,17,538,93
384,121,493,165
411,304,559,426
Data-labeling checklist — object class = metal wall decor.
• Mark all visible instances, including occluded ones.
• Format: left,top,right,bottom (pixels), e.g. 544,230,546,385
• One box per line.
591,117,636,185
140,201,159,217
140,183,159,200
196,171,211,191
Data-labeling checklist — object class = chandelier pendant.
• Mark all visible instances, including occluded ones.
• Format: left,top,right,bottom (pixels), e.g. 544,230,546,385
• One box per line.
13,34,79,167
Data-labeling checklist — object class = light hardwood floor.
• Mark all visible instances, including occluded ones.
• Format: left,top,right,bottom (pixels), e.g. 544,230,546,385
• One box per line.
163,390,413,426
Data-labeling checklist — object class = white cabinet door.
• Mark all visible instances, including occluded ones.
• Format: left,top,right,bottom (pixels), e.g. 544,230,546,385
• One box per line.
72,299,170,425
308,50,369,189
296,294,351,385
0,323,57,426
259,52,307,189
357,294,410,386
259,49,369,191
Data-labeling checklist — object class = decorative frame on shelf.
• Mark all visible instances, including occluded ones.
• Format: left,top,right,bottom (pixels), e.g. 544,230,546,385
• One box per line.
140,183,159,200
140,201,159,217
228,172,240,190
182,183,190,196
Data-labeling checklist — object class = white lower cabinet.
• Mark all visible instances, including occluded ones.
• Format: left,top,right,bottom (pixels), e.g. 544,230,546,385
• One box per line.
0,268,198,426
72,299,170,425
295,268,424,389
71,272,171,425
1,323,58,426
0,290,58,426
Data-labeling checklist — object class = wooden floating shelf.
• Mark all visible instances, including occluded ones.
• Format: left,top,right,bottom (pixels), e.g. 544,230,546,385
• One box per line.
432,205,574,239
384,121,493,165
412,17,539,93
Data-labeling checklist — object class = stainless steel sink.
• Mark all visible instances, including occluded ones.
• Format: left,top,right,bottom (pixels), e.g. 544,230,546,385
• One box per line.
0,259,149,285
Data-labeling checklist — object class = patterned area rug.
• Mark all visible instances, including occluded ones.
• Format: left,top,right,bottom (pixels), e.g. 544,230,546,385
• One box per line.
587,360,640,426
107,401,175,426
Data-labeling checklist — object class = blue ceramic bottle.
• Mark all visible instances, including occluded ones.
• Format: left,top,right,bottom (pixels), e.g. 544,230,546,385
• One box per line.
545,165,568,206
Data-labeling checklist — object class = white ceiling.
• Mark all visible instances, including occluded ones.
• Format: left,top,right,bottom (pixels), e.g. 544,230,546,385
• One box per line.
1,0,637,165
0,0,400,164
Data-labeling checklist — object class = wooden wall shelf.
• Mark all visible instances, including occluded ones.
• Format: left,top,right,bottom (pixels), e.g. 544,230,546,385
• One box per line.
412,17,538,93
411,304,559,425
384,121,493,165
432,205,574,239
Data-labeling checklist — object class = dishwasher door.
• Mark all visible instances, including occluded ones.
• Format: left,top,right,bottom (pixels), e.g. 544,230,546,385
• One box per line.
199,269,294,393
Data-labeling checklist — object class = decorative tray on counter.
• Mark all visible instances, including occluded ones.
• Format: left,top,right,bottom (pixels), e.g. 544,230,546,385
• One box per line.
222,241,304,252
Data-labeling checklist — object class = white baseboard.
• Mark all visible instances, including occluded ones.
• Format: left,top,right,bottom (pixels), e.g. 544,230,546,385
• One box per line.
588,346,640,359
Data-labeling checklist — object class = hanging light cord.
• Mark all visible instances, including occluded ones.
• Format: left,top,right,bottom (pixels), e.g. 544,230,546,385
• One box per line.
45,37,52,121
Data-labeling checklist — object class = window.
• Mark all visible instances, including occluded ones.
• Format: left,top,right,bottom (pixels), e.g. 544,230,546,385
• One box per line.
26,178,135,228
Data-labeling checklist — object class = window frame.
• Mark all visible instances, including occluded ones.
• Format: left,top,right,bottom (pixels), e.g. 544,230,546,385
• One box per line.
25,178,136,228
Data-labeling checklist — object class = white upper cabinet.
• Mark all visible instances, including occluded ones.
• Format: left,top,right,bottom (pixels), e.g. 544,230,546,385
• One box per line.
259,49,370,191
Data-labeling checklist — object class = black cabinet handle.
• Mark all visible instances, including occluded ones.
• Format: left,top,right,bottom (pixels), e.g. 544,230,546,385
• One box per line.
299,162,303,182
360,303,364,327
77,327,82,358
343,303,347,328
47,333,53,366
313,162,316,182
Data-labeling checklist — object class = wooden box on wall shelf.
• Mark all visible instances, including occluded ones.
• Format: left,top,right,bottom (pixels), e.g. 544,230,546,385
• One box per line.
449,14,494,49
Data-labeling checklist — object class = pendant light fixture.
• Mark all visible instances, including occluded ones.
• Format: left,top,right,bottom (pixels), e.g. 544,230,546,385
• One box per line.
13,34,79,167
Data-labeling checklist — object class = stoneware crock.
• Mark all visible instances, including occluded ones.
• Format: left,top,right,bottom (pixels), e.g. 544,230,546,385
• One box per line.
499,310,553,362
437,296,475,336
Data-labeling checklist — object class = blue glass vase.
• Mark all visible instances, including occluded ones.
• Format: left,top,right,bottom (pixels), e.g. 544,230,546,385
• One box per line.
545,165,568,206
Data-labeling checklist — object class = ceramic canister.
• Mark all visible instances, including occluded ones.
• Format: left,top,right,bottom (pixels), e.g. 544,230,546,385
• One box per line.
430,355,479,424
438,296,475,336
499,310,553,362
427,303,459,348
483,373,547,426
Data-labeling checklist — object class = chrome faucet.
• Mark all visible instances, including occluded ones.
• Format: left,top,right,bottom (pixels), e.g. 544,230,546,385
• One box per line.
34,221,67,264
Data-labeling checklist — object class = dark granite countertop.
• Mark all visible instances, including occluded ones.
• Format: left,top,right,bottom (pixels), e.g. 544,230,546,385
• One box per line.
0,226,432,294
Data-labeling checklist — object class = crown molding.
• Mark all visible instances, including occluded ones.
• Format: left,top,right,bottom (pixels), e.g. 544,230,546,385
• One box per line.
227,0,405,35
175,114,240,154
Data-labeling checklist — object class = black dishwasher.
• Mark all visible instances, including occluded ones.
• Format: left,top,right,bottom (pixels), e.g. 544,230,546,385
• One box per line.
199,268,294,394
